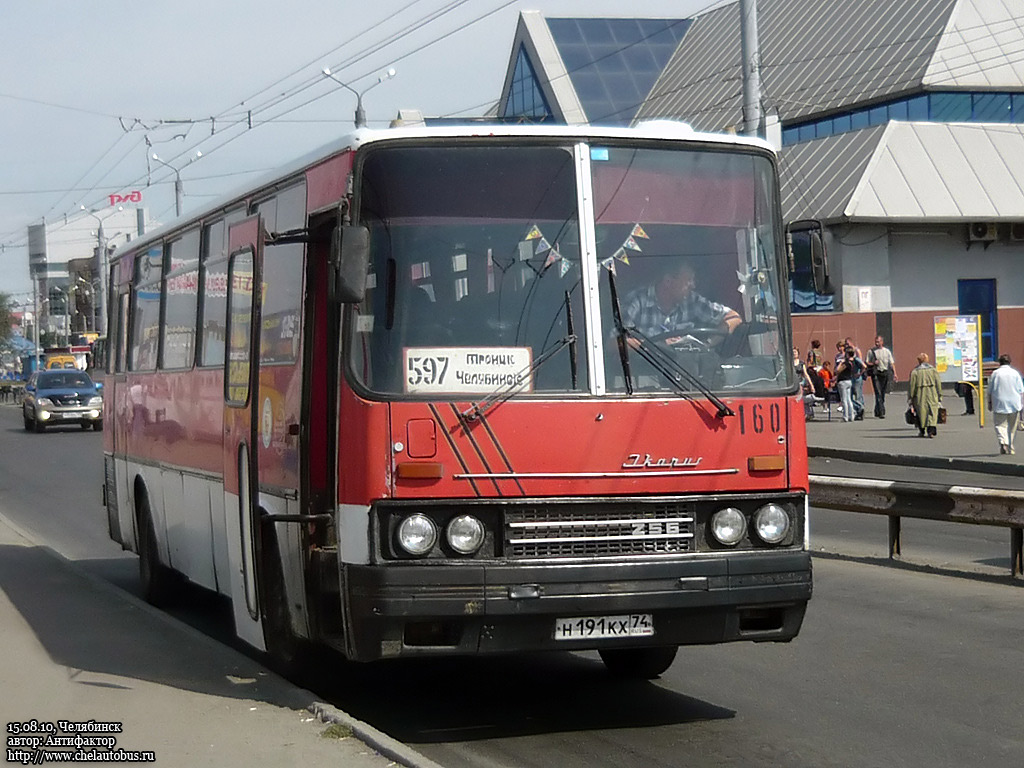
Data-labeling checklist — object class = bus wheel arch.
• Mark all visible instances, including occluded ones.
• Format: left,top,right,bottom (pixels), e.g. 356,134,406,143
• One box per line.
134,478,180,606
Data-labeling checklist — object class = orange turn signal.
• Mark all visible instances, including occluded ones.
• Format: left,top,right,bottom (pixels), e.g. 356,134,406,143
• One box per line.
396,462,445,480
748,455,786,472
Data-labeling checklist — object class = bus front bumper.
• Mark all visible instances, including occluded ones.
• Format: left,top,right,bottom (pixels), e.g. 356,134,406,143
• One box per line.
339,552,811,661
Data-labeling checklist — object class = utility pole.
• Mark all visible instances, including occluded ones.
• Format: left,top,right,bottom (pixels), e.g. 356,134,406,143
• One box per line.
740,0,763,137
82,207,115,337
32,277,40,373
152,152,201,217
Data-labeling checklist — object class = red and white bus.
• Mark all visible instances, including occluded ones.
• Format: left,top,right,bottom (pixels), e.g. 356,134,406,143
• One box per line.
102,121,811,678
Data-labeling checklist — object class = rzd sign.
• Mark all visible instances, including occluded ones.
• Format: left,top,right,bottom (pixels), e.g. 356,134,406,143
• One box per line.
108,191,143,206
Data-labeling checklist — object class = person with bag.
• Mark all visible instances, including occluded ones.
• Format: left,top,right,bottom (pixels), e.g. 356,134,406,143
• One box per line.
908,352,943,438
986,353,1024,455
865,335,896,418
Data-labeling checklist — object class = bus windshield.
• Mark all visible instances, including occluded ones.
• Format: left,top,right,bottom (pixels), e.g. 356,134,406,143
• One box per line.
593,146,789,394
349,141,791,397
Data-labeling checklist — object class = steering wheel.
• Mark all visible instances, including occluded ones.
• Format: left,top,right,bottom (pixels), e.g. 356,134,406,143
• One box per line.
649,327,728,351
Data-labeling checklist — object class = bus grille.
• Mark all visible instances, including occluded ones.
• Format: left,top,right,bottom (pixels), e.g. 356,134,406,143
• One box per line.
504,503,696,559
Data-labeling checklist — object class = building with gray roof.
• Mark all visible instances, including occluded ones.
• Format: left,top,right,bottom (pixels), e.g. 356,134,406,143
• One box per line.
496,0,1024,376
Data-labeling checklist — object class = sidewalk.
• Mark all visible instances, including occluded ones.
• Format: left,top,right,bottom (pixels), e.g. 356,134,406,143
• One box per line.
805,401,1024,476
0,512,437,768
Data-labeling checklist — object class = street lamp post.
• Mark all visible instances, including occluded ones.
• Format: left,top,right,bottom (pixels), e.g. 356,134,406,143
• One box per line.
322,67,396,128
152,151,202,218
64,280,93,342
81,205,123,338
32,279,41,372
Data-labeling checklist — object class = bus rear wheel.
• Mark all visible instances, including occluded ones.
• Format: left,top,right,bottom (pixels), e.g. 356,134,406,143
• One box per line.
137,494,180,607
598,646,678,679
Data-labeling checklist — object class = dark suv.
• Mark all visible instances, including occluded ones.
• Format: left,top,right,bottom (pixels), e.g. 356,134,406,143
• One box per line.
22,370,103,432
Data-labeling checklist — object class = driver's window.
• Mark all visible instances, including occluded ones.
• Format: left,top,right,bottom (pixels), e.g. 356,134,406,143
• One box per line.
591,144,787,394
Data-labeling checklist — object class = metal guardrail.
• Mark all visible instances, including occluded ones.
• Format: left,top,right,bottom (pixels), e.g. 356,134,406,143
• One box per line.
809,475,1024,579
0,382,24,405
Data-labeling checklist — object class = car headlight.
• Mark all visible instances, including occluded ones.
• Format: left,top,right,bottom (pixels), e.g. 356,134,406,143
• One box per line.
88,396,103,407
37,397,55,407
446,515,485,555
710,507,747,546
396,513,437,556
753,504,791,544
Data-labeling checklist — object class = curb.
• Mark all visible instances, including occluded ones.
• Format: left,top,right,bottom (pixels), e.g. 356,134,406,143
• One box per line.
310,702,447,768
0,510,439,768
808,446,1024,477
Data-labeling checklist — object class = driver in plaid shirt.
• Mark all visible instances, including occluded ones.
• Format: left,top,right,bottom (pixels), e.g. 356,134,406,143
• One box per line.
622,261,741,347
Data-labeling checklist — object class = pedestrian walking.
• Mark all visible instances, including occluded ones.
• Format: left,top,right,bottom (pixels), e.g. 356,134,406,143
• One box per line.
908,352,942,438
986,353,1024,455
865,335,896,418
845,337,866,420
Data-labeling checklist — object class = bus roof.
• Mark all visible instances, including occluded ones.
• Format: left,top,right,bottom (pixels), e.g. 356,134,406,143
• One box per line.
112,121,774,261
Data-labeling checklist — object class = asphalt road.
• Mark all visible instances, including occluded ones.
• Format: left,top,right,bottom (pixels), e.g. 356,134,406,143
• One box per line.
1,405,1021,768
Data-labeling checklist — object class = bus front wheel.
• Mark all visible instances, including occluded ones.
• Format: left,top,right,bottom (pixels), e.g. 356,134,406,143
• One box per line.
257,517,307,675
598,646,678,679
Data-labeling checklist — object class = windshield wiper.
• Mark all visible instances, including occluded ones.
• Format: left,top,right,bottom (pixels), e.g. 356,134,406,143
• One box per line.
606,268,733,419
460,335,576,422
625,329,735,418
607,268,634,396
564,290,578,390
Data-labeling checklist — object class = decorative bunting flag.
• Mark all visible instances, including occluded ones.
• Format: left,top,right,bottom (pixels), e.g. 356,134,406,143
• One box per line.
612,246,630,266
544,245,561,268
631,223,649,239
623,236,642,252
559,258,571,277
535,236,551,255
524,224,543,241
600,256,616,274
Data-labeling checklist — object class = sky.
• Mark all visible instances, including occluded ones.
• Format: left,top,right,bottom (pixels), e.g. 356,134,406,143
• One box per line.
0,0,715,300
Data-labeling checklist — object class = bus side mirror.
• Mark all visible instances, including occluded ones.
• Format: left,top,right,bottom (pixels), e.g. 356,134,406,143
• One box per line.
786,219,834,296
331,225,370,304
809,230,835,296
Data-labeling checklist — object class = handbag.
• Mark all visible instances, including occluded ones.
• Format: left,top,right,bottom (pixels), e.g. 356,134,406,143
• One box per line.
937,406,947,424
904,406,916,425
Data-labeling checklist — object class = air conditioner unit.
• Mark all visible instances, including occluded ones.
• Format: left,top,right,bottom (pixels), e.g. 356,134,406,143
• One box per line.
968,222,997,242
1010,222,1024,241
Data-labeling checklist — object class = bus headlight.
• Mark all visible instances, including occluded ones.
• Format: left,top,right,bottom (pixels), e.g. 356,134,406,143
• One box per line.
446,515,484,555
397,513,437,556
710,507,746,546
753,504,791,544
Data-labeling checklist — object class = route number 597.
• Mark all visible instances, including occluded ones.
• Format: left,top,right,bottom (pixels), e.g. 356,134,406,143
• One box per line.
407,355,450,387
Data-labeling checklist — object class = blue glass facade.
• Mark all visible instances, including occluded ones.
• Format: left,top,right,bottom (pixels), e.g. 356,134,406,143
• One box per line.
546,18,690,125
782,91,1024,145
502,46,554,122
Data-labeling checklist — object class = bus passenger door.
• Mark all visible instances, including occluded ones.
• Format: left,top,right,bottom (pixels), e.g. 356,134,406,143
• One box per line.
222,215,266,650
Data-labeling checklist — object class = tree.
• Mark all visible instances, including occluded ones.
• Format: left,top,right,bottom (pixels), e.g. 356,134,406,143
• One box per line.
0,293,13,346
